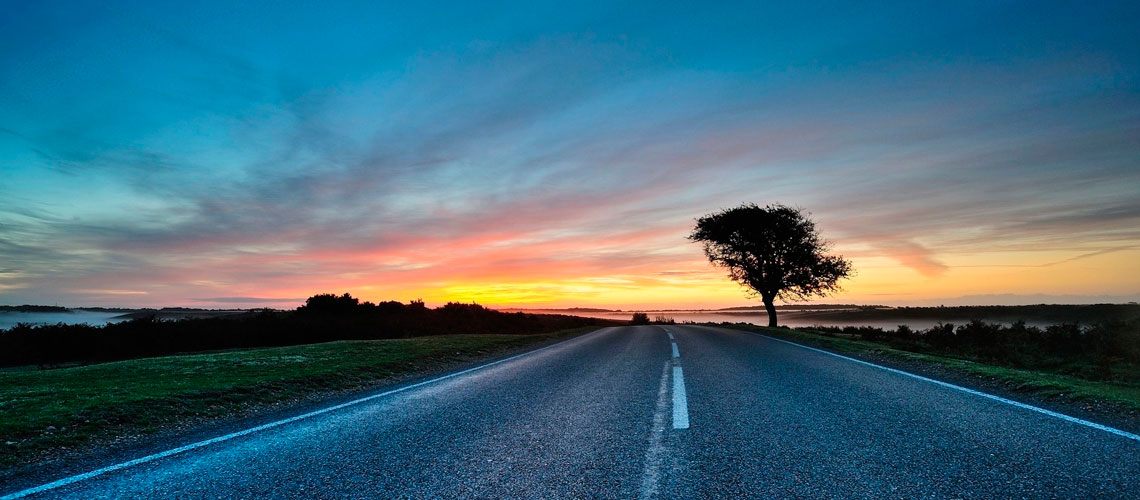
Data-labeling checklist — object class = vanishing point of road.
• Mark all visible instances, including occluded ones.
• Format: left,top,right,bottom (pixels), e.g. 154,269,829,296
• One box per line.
3,326,1138,499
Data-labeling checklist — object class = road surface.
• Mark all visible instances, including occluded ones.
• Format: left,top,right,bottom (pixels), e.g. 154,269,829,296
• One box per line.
4,325,1139,499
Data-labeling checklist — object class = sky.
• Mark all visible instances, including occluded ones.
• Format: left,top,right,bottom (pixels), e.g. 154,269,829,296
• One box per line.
1,1,1139,309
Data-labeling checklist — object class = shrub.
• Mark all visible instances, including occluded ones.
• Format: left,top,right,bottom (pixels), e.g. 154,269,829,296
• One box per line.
0,294,606,367
788,318,1140,382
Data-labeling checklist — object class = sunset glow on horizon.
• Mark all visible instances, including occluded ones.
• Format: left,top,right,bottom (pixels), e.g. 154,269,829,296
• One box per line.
2,2,1138,309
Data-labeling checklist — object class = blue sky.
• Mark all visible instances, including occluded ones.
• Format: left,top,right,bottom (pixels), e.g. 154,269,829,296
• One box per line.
2,1,1139,307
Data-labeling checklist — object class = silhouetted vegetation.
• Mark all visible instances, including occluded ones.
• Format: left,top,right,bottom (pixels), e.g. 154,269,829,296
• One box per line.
630,312,651,325
690,203,852,327
0,305,69,313
0,294,607,368
789,319,1140,381
781,303,1140,324
718,304,884,311
654,315,676,324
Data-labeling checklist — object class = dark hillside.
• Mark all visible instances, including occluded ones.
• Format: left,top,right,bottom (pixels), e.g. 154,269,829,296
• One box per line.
0,294,609,368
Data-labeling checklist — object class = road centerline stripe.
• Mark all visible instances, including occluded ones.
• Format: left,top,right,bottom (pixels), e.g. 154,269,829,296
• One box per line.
671,342,680,359
672,366,690,429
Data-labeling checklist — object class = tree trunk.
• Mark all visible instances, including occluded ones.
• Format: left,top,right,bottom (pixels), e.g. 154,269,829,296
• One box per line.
763,297,778,328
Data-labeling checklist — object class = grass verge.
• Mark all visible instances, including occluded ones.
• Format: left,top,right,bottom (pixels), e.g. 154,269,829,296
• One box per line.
718,324,1140,413
0,328,592,471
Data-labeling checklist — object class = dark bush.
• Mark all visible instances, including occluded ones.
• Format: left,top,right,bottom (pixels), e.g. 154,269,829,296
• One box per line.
792,318,1140,381
0,294,607,368
297,293,360,315
630,312,651,325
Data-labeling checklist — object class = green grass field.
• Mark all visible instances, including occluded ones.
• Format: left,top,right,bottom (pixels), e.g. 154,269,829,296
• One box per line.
724,324,1140,411
0,329,589,470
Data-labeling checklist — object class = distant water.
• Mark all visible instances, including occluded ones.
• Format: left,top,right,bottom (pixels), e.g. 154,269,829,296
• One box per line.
502,309,1056,330
1,308,1063,332
0,310,127,330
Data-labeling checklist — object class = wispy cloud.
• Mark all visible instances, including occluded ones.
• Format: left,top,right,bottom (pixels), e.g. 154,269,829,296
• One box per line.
1,2,1138,307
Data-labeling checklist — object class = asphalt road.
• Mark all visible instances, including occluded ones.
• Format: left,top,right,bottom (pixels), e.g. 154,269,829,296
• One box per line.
4,325,1139,499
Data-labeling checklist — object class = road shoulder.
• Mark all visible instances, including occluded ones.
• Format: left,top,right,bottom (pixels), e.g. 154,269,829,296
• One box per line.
710,323,1140,436
0,327,602,491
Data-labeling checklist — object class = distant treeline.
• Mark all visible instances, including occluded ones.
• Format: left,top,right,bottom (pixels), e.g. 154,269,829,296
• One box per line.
720,304,886,311
798,319,1140,381
0,305,70,313
783,304,1140,324
0,294,607,368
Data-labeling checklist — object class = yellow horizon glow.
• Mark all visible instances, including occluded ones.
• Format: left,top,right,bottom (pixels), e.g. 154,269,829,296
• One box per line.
261,247,1140,310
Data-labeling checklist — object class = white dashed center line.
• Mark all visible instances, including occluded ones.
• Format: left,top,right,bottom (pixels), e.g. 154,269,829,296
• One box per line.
672,366,690,429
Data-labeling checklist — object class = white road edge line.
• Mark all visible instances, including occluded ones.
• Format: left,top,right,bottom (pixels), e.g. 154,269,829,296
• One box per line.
671,343,680,359
0,328,611,500
672,366,690,429
753,331,1140,443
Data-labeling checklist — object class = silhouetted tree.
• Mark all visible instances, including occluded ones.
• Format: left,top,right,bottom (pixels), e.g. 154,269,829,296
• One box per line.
298,293,360,315
630,312,651,325
689,203,852,327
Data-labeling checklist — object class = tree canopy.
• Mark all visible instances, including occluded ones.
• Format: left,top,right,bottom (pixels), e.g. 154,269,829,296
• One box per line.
689,203,852,327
